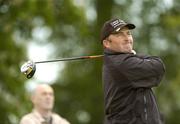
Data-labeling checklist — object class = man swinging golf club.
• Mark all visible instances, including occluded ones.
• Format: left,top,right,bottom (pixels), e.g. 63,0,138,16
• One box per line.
101,18,165,124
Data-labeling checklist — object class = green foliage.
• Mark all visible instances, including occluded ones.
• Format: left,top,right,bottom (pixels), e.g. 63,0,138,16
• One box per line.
0,0,179,123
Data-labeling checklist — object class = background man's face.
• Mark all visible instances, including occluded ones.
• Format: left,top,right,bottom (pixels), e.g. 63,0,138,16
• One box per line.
32,84,54,111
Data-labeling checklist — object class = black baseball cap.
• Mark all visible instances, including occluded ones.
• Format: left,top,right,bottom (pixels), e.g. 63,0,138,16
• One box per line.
100,18,136,42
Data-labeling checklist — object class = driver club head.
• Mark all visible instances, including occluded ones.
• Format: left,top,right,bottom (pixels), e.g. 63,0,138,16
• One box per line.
21,61,36,79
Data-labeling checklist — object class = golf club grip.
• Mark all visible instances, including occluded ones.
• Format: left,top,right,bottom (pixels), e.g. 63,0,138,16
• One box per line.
34,55,104,64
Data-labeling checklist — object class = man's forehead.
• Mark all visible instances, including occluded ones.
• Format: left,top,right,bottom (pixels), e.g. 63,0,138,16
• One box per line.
34,84,54,94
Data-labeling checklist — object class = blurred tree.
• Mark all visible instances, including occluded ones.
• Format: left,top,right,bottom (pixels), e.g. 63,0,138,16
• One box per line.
0,1,29,124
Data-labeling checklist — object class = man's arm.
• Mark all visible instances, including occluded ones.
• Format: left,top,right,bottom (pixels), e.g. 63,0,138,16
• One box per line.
120,54,165,88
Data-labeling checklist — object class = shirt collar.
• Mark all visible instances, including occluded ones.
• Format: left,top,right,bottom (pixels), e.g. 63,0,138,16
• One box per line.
32,109,52,123
103,48,124,55
32,109,45,122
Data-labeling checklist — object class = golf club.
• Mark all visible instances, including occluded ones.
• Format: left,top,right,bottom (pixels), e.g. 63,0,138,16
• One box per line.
21,55,104,79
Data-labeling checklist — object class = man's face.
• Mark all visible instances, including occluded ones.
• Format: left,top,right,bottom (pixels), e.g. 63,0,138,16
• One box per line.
32,84,54,111
103,27,134,53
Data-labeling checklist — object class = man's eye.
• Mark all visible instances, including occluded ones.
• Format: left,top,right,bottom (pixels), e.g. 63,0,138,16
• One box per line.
127,31,132,35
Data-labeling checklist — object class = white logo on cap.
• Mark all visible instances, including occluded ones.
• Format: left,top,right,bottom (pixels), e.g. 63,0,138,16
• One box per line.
110,19,125,29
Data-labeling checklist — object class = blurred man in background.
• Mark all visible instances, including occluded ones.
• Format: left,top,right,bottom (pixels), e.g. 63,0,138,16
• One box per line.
101,18,165,124
20,83,70,124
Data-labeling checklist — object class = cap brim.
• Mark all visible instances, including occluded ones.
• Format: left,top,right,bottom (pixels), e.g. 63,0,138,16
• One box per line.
113,23,135,33
125,23,136,29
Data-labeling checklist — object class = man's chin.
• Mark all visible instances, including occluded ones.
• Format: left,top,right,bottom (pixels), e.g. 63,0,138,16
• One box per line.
43,105,53,110
123,49,133,53
43,108,53,111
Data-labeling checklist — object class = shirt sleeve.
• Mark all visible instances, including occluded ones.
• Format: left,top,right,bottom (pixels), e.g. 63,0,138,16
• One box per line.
19,116,34,124
120,54,165,88
53,113,70,124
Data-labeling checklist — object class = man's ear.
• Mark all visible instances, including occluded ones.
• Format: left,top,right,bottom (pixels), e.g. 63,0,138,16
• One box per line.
103,39,110,48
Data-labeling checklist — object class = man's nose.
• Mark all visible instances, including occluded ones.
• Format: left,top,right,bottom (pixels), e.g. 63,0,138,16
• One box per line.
46,94,52,98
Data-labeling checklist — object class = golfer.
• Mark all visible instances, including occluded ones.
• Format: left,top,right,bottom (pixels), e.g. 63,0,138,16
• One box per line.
101,18,165,124
20,83,70,124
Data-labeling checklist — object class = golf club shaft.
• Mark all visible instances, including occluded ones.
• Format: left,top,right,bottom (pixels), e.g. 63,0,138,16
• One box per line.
34,55,104,64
